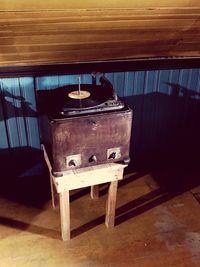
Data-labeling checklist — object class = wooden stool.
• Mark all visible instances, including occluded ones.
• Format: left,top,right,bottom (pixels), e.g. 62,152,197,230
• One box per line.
42,145,127,241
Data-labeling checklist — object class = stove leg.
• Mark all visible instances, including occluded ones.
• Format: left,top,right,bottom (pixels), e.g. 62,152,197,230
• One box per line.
105,180,118,228
59,190,70,241
90,185,99,199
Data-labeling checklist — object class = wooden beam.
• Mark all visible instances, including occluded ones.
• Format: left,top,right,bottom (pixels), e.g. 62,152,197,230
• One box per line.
53,164,126,193
0,3,199,67
0,1,200,10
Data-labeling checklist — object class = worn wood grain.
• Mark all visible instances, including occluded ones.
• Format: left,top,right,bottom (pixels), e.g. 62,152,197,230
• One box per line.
0,1,199,66
59,190,70,241
105,180,119,228
1,1,200,10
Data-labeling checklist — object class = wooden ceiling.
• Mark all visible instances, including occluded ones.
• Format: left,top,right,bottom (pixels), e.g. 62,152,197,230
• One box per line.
0,1,200,67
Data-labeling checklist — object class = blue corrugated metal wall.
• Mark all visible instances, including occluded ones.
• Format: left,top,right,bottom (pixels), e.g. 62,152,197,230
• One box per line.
0,77,39,149
1,69,200,175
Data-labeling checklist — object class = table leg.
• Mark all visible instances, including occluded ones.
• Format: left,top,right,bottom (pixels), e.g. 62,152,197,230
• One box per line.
105,180,118,228
59,190,70,241
42,144,59,208
90,185,99,199
50,174,59,209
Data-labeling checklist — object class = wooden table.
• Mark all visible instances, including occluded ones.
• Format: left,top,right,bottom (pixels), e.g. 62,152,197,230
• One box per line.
42,145,127,241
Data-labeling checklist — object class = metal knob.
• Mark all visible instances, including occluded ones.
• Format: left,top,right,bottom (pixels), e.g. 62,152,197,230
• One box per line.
68,159,77,167
109,152,116,159
89,155,97,163
123,157,131,164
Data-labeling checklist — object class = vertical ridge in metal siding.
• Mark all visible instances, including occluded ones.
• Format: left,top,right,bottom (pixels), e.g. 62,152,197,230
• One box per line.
140,71,155,158
20,77,40,149
197,69,200,92
0,80,9,149
187,69,200,128
81,74,92,84
113,72,125,97
125,72,135,96
1,78,20,148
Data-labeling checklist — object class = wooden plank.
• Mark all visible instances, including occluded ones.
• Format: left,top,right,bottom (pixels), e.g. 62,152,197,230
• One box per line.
53,164,126,193
0,8,200,21
0,41,197,60
0,0,200,10
105,181,119,228
0,30,199,51
59,190,70,241
0,10,199,23
1,22,199,38
0,4,199,66
1,15,199,35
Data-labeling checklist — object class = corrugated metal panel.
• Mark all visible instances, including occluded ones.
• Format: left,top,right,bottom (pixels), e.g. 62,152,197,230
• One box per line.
36,74,92,90
0,77,41,176
0,77,40,149
104,69,200,168
1,68,200,175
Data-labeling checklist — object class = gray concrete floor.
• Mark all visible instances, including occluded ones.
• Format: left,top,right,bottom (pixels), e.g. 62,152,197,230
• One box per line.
0,171,200,267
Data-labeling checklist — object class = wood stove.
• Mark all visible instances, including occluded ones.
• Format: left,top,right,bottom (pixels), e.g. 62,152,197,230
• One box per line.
38,75,132,176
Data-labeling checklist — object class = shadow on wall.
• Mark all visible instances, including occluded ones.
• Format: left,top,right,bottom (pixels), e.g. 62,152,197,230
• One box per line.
125,82,200,191
0,89,50,206
0,89,37,121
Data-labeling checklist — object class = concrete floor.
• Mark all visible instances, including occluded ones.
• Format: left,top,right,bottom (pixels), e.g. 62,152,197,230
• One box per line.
0,171,200,267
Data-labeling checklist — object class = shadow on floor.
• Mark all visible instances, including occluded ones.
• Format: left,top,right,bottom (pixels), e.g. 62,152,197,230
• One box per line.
0,165,199,240
0,147,56,239
0,216,60,240
0,147,51,207
71,187,176,238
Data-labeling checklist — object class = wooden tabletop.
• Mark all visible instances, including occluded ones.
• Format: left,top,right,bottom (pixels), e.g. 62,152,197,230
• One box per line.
0,1,200,67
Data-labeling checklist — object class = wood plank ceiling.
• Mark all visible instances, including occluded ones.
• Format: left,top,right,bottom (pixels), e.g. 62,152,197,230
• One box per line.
0,0,200,67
